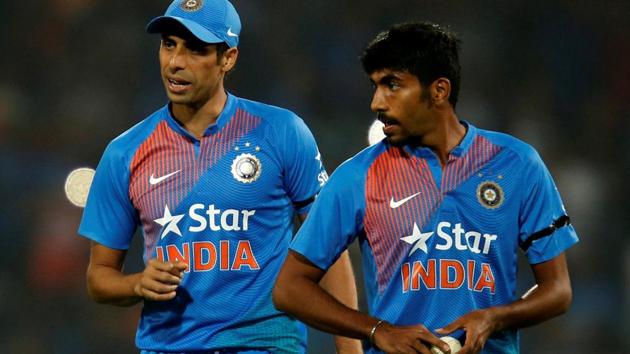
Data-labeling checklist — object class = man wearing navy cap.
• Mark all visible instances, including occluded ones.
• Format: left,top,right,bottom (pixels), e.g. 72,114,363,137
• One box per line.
78,0,360,353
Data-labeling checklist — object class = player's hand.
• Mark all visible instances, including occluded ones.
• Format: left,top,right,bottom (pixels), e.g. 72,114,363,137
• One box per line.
373,322,450,354
133,258,188,301
436,309,497,354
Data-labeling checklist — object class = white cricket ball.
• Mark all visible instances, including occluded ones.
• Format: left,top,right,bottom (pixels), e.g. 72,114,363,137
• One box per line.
430,336,462,354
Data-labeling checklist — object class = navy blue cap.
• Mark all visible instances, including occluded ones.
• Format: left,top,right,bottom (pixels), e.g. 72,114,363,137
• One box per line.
147,0,241,47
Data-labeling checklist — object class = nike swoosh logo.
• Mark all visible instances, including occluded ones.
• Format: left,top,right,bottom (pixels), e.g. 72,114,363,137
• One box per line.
389,192,421,208
150,170,181,185
227,28,238,37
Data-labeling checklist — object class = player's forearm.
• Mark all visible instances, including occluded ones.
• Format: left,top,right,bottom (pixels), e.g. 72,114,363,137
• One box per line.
87,264,143,306
319,251,363,353
275,273,376,339
489,279,571,332
274,252,379,341
488,254,572,333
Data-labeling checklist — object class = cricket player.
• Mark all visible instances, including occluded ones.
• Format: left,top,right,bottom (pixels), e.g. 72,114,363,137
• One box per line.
273,22,578,354
78,0,360,353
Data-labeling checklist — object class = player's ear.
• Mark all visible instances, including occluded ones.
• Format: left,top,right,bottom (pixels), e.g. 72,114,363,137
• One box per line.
431,78,451,106
221,47,238,72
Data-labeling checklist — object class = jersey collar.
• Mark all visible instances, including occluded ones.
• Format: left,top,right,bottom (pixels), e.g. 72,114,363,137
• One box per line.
163,92,238,140
401,121,476,158
449,120,476,157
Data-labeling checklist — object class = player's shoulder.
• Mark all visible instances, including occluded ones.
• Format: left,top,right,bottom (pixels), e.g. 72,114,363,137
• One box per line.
233,95,305,127
475,126,543,167
329,143,386,183
105,106,167,158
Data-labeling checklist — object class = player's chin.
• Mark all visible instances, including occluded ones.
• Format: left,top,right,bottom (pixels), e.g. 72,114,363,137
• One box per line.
385,134,406,146
167,93,193,105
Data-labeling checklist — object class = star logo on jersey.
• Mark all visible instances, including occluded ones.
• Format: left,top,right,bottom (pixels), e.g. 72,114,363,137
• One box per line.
154,205,185,238
400,223,434,255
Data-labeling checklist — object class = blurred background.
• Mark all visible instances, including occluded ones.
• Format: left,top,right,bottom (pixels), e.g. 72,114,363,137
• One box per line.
1,0,628,353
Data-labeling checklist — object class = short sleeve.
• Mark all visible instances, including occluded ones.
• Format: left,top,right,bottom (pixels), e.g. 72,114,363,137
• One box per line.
78,142,138,250
290,162,364,270
281,114,328,214
518,150,579,264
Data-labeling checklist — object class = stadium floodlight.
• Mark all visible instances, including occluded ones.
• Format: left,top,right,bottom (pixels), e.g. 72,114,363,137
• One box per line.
64,167,95,208
367,119,385,145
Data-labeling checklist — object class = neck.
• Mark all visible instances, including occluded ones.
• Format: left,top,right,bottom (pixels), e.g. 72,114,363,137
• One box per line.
414,112,466,167
171,89,228,139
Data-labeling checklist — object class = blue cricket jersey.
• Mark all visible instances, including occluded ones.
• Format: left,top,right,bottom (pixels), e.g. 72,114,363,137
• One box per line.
291,122,578,353
79,93,327,353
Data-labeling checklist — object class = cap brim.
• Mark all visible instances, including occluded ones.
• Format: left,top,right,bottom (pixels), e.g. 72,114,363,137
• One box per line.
146,16,224,44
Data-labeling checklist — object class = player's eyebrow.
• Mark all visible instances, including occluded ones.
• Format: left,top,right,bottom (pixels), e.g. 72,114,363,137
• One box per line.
380,74,398,83
185,39,212,52
373,73,401,86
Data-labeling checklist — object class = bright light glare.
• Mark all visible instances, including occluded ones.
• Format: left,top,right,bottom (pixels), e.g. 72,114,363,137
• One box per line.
64,167,95,208
367,119,385,145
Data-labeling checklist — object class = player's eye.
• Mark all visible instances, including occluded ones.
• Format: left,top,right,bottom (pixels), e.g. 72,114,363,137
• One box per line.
162,39,176,49
188,45,209,55
388,81,400,90
185,40,211,55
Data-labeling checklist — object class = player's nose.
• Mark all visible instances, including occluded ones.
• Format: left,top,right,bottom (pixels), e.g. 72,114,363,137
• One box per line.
370,89,387,112
167,47,187,70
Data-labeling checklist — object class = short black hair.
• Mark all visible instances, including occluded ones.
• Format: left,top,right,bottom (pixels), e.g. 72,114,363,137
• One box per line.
215,42,230,59
361,22,462,107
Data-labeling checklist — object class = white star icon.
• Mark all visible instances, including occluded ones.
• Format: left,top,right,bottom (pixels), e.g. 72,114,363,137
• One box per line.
400,223,434,255
154,205,185,239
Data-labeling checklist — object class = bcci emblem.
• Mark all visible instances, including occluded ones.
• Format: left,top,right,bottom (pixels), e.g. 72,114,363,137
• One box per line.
180,0,203,11
231,153,261,183
477,181,504,209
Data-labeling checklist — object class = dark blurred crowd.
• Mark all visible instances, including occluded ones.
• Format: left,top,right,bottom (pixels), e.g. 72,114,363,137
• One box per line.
0,1,628,353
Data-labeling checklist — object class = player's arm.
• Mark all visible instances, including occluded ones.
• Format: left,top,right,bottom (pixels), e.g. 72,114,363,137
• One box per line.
318,250,363,354
437,253,572,354
86,241,187,306
296,213,363,353
274,250,450,354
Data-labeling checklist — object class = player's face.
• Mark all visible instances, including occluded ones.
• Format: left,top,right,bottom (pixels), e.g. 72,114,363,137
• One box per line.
369,69,433,145
159,34,232,107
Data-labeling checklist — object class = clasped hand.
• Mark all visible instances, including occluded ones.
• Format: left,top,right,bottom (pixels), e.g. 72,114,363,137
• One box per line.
134,259,188,301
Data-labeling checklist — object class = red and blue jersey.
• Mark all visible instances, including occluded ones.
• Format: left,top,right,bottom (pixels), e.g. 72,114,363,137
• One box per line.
79,93,327,353
291,122,578,353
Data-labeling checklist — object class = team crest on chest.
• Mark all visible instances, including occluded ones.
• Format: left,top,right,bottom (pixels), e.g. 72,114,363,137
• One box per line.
477,181,504,209
231,153,261,183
